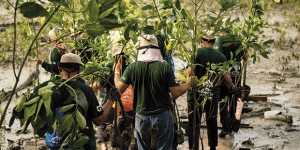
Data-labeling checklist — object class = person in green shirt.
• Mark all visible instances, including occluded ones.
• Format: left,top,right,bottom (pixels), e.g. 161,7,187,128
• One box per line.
45,53,120,149
215,30,249,137
115,34,197,150
185,31,239,150
35,28,68,78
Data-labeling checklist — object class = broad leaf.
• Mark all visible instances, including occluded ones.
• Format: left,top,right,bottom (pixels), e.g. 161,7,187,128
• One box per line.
75,109,86,128
19,2,49,18
15,95,27,112
85,24,106,37
57,114,73,136
72,136,88,148
141,5,154,10
60,104,75,112
99,7,114,19
88,0,99,23
24,103,38,122
49,0,69,8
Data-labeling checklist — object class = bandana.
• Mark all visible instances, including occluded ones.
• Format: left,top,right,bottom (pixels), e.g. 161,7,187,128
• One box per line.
137,47,164,62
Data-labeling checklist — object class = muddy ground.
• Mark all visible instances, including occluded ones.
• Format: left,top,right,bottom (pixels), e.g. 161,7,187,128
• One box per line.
1,2,300,150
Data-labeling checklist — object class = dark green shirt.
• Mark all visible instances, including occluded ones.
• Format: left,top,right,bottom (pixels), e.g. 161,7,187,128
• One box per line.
194,47,227,79
41,48,61,76
120,61,179,115
52,79,102,149
215,35,242,62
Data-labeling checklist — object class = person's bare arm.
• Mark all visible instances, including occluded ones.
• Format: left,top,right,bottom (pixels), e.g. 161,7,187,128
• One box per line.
224,73,234,89
169,76,197,100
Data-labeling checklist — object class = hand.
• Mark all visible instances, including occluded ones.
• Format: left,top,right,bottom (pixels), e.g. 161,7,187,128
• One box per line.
108,87,121,102
91,82,102,91
113,56,122,72
189,76,198,87
34,58,43,65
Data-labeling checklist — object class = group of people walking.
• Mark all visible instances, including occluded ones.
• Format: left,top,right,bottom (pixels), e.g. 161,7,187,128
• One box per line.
30,25,248,150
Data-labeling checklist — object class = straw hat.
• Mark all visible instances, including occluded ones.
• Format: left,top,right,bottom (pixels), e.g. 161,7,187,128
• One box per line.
201,30,216,42
139,34,159,47
57,53,83,68
111,44,123,56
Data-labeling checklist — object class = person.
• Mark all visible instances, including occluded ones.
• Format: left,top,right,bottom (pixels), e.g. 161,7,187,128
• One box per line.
114,34,197,150
45,53,120,149
185,31,238,150
35,28,68,78
112,45,136,149
216,29,249,137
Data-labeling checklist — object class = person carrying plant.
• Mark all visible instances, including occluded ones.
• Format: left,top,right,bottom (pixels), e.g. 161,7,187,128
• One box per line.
11,53,120,149
114,34,197,150
184,31,239,150
216,25,249,137
34,28,68,78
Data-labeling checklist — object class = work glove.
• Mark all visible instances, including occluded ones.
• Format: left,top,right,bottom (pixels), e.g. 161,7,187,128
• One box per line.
108,87,121,102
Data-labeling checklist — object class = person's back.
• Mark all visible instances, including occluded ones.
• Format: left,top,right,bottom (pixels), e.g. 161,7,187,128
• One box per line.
121,61,176,115
216,35,242,61
195,47,227,79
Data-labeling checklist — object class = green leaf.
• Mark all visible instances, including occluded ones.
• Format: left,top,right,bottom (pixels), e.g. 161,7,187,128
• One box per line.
24,96,40,106
99,7,114,19
75,109,86,128
49,0,69,8
263,39,274,45
57,114,73,136
87,0,99,23
60,104,75,112
176,72,188,83
141,5,154,10
15,94,27,112
81,65,105,76
38,82,56,117
175,0,181,10
24,103,38,122
34,99,44,122
19,2,49,18
222,42,235,47
197,75,208,87
72,136,88,148
85,24,106,37
181,8,192,20
74,89,89,113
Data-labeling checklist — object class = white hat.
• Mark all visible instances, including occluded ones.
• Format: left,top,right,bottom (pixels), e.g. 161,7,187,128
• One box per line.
111,44,123,56
48,28,57,42
139,34,159,47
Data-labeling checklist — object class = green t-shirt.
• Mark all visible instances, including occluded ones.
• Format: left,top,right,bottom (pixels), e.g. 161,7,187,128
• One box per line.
52,79,103,149
215,35,242,62
194,47,227,79
120,61,179,115
41,48,61,76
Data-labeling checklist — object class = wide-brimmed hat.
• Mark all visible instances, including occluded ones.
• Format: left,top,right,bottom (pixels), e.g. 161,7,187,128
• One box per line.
201,30,216,42
139,34,159,47
111,44,123,56
57,53,83,68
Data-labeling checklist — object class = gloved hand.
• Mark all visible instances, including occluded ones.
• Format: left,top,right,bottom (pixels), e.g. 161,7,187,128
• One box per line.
108,87,121,102
231,85,241,98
